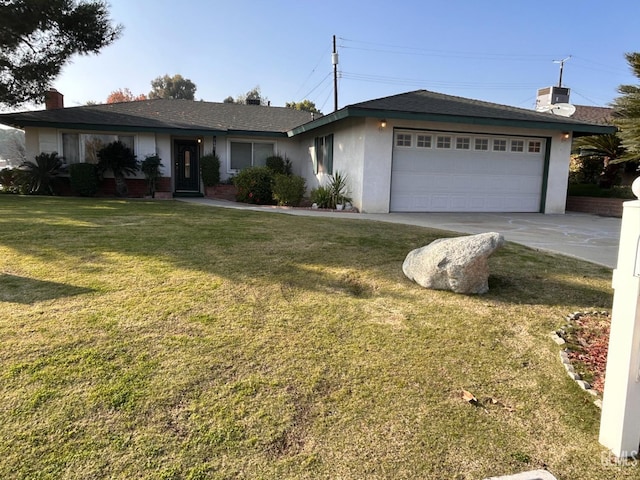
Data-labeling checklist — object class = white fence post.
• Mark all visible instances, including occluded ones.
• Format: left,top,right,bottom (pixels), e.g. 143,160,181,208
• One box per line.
599,178,640,458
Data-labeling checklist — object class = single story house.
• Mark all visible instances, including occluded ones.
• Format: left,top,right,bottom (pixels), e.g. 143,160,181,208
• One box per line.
0,89,614,213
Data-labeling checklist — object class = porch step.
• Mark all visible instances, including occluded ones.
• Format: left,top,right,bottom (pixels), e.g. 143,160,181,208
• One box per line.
173,192,204,198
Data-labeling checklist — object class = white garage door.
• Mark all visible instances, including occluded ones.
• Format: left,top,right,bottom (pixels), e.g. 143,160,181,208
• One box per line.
390,130,546,212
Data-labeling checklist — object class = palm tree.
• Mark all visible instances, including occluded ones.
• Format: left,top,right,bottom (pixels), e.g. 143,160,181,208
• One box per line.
572,133,626,188
612,52,640,163
19,152,63,194
96,141,138,197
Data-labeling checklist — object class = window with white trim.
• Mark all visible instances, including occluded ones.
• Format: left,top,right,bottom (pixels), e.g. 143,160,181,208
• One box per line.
474,138,489,151
436,135,451,149
61,133,134,165
416,134,432,148
314,134,333,174
230,141,275,170
528,140,542,153
395,133,412,147
456,137,470,150
511,140,525,152
493,139,507,152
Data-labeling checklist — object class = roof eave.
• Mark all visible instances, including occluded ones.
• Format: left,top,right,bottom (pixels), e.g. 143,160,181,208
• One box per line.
287,107,617,136
0,118,292,137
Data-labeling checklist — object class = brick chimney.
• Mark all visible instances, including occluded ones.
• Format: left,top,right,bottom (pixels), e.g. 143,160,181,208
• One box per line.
45,89,64,110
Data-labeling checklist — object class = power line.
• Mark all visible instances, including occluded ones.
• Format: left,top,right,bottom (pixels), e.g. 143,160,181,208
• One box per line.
338,37,566,61
293,47,331,99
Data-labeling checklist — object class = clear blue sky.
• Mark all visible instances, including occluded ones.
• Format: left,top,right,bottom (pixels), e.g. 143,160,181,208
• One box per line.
51,0,638,112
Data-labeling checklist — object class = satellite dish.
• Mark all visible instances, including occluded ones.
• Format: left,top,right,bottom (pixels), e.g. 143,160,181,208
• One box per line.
549,103,576,117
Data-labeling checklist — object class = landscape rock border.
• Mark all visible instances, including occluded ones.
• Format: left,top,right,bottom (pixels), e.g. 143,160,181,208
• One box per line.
550,311,609,409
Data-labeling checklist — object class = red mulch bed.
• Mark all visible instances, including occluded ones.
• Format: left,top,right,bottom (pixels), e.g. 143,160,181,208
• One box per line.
563,312,610,394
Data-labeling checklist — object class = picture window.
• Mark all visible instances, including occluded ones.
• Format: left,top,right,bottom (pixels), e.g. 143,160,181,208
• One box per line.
230,141,275,170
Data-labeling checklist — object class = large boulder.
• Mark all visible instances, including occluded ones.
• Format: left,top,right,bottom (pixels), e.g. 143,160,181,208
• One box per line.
402,232,505,294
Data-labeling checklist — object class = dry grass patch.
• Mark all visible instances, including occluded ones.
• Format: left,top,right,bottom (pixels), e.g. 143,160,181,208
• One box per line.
0,196,631,479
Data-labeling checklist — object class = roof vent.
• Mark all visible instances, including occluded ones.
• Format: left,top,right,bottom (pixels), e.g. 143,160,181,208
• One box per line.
246,98,261,106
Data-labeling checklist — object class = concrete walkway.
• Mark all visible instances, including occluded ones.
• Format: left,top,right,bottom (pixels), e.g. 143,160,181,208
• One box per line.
178,198,622,269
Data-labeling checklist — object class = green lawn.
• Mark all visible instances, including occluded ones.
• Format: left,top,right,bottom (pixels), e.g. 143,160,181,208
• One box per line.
0,196,630,479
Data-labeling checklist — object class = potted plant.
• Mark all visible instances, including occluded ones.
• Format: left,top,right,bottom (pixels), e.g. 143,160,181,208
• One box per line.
140,154,163,198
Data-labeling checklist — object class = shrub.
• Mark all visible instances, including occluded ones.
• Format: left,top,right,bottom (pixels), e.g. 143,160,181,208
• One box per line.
569,156,604,185
272,174,306,206
233,166,274,205
140,154,163,197
265,155,285,174
69,163,98,196
19,152,63,195
201,152,220,187
0,168,21,193
310,185,332,209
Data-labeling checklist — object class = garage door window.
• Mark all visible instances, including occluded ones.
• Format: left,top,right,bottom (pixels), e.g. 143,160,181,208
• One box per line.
396,133,412,147
511,140,525,152
436,136,451,149
417,134,432,148
456,137,470,150
528,141,542,153
474,138,489,151
493,139,507,152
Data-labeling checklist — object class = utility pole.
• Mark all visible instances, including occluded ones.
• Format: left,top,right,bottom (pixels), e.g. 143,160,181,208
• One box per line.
332,35,339,112
553,56,571,88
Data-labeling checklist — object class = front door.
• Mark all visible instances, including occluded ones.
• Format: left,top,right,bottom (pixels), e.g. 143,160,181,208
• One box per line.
174,140,200,194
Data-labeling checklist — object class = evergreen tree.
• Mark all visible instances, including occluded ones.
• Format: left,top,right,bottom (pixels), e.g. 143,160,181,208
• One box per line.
0,0,122,107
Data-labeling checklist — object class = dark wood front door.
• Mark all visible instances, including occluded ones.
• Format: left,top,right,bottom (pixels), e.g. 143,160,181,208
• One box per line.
174,140,200,193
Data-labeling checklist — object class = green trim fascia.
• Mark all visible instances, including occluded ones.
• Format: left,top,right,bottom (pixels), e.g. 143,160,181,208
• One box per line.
288,109,350,136
7,120,227,135
226,130,288,138
288,107,616,136
539,137,552,213
4,120,290,138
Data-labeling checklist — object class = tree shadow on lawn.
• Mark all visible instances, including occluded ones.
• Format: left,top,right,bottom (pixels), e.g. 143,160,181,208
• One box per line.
0,273,95,304
0,198,613,308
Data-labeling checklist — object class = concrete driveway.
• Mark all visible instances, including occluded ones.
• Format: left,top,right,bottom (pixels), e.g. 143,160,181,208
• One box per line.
178,198,622,269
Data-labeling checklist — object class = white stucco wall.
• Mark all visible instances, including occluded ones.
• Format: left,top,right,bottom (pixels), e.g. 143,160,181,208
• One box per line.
360,118,394,213
544,131,573,214
358,119,573,214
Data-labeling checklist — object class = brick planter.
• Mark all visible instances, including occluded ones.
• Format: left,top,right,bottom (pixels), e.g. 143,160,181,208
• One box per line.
205,185,237,201
565,196,626,218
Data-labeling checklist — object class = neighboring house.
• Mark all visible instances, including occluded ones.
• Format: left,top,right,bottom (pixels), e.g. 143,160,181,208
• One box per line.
0,89,614,213
571,105,614,125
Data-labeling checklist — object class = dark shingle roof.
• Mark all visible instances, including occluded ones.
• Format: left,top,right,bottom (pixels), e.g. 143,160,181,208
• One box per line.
0,99,316,135
289,90,616,136
349,90,601,125
571,105,614,125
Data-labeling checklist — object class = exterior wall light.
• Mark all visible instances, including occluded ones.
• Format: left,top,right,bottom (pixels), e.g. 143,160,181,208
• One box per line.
562,132,570,141
380,119,387,128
